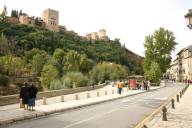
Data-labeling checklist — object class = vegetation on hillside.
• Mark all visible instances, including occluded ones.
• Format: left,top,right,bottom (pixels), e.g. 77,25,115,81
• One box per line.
0,22,143,89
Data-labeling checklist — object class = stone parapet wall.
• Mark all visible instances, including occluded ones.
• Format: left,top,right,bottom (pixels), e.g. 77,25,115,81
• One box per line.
0,83,106,106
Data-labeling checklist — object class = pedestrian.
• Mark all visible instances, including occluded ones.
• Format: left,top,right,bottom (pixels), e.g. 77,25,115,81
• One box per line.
117,80,124,94
28,83,38,111
141,80,145,90
19,82,29,110
147,80,151,91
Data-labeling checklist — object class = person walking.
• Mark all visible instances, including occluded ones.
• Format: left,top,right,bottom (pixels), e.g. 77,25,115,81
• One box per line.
117,80,124,94
147,80,151,91
20,82,29,110
28,83,38,111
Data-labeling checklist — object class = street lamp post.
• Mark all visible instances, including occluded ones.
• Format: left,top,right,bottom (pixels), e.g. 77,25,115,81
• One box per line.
185,9,192,30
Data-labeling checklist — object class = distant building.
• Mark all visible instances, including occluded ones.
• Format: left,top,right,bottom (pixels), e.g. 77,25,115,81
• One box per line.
168,45,192,82
98,29,107,40
86,33,92,40
42,8,59,31
91,32,99,40
19,14,35,26
6,17,19,24
86,29,109,41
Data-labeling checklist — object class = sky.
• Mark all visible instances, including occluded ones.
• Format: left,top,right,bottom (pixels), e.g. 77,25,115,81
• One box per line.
0,0,192,59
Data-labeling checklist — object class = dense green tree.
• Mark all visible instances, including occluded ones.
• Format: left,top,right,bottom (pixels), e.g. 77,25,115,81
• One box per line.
53,48,65,65
143,27,177,81
31,53,48,76
0,33,10,55
41,64,59,89
24,48,47,63
63,50,86,72
0,56,25,76
145,61,162,83
11,10,18,18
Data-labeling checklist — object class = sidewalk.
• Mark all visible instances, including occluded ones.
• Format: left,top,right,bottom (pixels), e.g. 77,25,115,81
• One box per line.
0,84,164,126
153,84,192,128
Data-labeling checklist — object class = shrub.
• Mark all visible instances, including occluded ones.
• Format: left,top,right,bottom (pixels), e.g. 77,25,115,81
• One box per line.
0,74,9,86
62,76,71,88
64,72,88,88
49,79,63,90
89,62,128,84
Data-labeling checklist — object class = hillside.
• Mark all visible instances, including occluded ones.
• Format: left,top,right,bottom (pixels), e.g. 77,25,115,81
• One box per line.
0,23,143,75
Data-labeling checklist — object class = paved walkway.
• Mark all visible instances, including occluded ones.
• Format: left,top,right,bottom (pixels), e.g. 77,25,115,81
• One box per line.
153,84,192,128
0,83,164,126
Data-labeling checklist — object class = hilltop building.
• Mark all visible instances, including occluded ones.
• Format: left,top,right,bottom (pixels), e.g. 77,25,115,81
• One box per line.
86,33,92,40
19,14,35,26
98,29,107,39
6,17,19,24
91,32,99,40
86,29,109,41
42,8,59,32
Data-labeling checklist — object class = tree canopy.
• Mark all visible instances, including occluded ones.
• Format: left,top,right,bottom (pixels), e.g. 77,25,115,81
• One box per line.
143,27,177,82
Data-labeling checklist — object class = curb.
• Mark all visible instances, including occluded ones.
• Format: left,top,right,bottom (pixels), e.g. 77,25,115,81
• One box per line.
0,86,165,127
134,84,187,128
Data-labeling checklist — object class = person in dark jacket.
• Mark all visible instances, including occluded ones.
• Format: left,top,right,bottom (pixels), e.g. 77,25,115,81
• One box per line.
28,83,38,111
20,82,29,110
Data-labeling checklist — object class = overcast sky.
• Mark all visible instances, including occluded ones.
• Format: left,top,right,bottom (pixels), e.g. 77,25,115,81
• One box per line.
0,0,192,59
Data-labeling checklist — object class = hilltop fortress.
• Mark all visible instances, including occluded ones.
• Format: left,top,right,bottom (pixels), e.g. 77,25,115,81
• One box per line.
5,8,108,40
86,29,109,41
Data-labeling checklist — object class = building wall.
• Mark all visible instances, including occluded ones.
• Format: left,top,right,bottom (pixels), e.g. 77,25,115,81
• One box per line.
91,32,99,40
98,29,106,39
86,29,108,41
86,33,92,40
177,49,192,81
19,15,35,26
6,17,19,24
42,8,59,31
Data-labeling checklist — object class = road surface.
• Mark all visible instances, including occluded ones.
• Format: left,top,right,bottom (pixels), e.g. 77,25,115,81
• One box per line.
4,82,184,128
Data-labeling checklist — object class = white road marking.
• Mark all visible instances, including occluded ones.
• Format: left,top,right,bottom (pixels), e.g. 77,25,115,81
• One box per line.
153,97,167,100
62,108,119,128
120,99,132,103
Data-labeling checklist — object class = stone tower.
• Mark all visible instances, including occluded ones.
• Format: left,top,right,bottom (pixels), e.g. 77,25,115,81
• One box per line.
42,8,59,31
98,29,106,39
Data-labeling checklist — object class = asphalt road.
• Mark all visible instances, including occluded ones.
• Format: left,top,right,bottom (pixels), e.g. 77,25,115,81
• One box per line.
4,82,184,128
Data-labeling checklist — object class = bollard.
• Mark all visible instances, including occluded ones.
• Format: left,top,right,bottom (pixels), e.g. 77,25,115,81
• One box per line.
87,93,90,98
180,92,182,98
162,106,167,121
20,99,23,108
176,94,179,102
75,94,79,100
171,99,175,109
43,97,47,105
97,92,100,97
105,91,108,95
112,90,114,94
61,95,64,102
127,88,129,92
